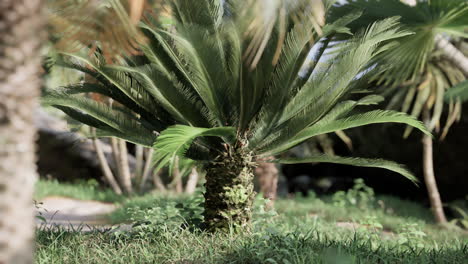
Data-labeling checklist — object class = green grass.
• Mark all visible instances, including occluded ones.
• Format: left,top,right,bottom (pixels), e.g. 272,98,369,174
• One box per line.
34,179,125,203
35,180,468,264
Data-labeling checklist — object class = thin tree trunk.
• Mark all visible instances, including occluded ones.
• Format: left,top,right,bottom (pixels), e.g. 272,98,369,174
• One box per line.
173,156,183,193
110,137,121,175
255,159,278,208
422,107,447,224
140,148,155,191
135,145,144,182
152,170,166,192
91,129,122,194
435,35,468,77
0,1,45,263
117,139,133,193
204,149,255,232
185,167,199,194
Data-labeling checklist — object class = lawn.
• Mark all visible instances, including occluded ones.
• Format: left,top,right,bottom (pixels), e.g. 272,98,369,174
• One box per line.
35,180,468,263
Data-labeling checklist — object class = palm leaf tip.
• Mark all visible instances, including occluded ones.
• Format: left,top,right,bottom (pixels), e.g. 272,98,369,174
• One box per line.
152,125,236,171
275,154,419,184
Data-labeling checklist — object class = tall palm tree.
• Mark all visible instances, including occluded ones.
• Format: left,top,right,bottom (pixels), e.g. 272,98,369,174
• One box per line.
43,0,429,231
0,0,46,263
329,0,468,224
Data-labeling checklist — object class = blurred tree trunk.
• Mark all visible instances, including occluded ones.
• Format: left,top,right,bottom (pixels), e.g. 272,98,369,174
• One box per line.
435,35,468,77
91,129,122,194
422,107,447,224
0,0,45,263
35,109,137,184
185,167,199,194
117,139,133,193
173,156,183,193
152,170,166,192
135,145,144,182
255,159,279,208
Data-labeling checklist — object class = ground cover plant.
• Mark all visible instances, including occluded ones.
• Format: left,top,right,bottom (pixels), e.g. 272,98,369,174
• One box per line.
43,0,432,232
35,180,468,264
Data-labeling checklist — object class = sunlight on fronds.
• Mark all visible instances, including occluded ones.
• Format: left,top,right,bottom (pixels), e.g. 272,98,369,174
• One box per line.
47,0,151,62
242,0,326,69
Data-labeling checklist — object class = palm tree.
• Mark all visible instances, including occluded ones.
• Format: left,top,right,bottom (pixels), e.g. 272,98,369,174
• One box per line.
43,0,429,231
329,0,468,224
0,0,46,263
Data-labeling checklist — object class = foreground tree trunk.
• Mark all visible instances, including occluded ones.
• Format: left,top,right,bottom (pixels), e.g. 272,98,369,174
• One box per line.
0,0,45,263
204,149,255,231
254,160,278,208
422,107,447,224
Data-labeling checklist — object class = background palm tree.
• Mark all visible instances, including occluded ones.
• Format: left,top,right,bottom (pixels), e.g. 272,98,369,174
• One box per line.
329,0,468,224
0,0,46,263
43,0,430,231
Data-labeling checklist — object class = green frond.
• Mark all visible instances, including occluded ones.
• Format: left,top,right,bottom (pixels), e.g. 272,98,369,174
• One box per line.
152,125,236,172
329,0,468,87
445,80,468,102
275,154,418,183
42,89,156,146
260,110,430,156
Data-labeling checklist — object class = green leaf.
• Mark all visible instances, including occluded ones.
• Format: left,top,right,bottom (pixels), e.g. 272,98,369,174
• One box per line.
261,110,430,155
152,125,236,171
275,154,418,183
444,80,468,102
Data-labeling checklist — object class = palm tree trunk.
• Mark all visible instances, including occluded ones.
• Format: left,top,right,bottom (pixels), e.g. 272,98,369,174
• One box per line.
91,130,122,194
434,35,468,77
422,107,447,224
0,0,45,263
204,149,255,231
117,139,133,193
255,159,278,208
185,167,199,194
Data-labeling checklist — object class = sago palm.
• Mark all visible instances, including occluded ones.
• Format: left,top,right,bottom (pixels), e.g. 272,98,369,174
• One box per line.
43,0,430,231
329,0,468,224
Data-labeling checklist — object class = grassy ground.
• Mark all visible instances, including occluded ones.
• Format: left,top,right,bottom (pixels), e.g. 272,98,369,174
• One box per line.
35,179,125,203
35,180,468,263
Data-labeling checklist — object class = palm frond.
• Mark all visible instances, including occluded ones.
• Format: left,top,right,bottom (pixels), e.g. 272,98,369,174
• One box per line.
275,154,418,183
47,0,150,61
445,80,468,102
152,125,236,171
260,110,430,156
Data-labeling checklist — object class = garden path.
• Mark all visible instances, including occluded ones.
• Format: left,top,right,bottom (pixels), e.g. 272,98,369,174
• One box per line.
35,196,130,232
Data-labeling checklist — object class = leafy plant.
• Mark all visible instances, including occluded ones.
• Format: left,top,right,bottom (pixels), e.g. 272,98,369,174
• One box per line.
332,178,375,210
397,222,427,248
44,0,430,231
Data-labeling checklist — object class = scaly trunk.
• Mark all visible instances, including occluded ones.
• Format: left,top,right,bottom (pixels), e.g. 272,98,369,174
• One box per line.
0,0,45,263
422,107,447,224
254,159,278,208
204,149,255,232
185,167,199,194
